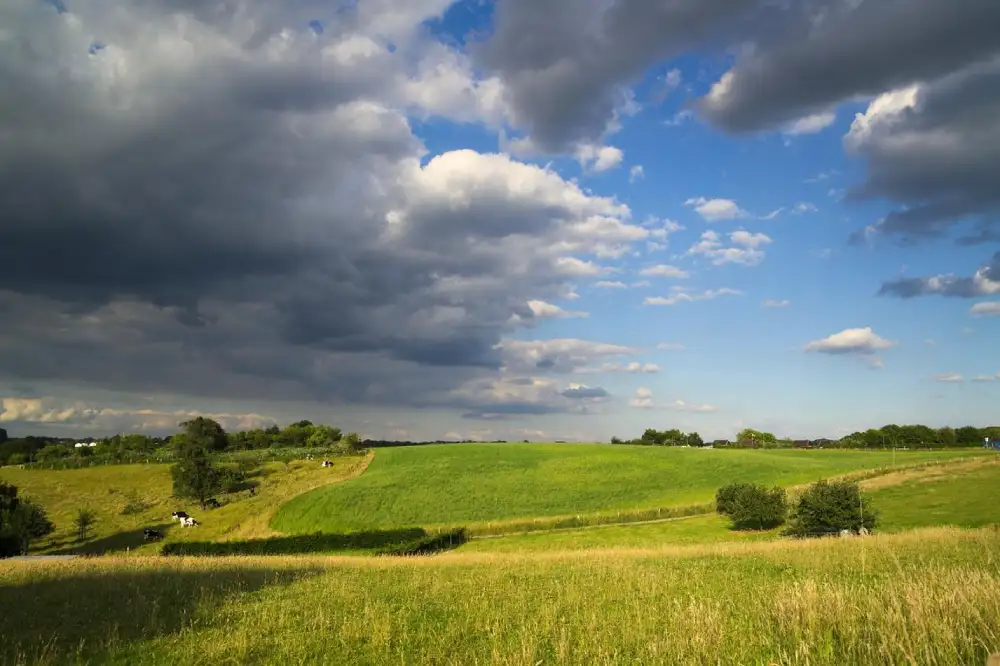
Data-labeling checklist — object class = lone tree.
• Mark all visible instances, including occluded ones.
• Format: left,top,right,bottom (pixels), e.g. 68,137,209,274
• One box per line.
171,419,224,509
75,507,96,541
785,480,877,537
0,482,55,557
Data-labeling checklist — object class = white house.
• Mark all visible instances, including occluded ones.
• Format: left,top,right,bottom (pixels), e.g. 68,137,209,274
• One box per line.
74,442,97,448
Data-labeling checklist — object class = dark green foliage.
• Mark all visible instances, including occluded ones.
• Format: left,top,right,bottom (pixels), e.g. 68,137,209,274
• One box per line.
171,421,225,509
178,417,229,452
0,482,55,556
75,508,96,541
785,480,878,537
728,485,787,531
715,483,753,515
0,427,6,443
160,527,466,556
629,428,704,447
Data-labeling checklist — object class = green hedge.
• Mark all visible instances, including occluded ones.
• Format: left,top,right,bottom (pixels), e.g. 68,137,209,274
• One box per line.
161,527,466,556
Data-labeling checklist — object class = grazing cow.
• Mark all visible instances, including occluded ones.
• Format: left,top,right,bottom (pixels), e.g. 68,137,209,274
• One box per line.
143,528,163,542
321,460,334,468
249,487,256,497
205,498,221,509
181,516,199,527
171,511,189,522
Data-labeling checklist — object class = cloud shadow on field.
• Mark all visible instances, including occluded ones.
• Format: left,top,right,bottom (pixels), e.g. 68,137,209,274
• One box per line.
0,565,325,664
49,523,174,556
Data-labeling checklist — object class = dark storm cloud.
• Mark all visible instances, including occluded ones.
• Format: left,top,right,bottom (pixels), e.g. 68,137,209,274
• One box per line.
0,0,646,412
697,0,1000,132
473,0,755,151
688,0,1000,244
878,252,1000,299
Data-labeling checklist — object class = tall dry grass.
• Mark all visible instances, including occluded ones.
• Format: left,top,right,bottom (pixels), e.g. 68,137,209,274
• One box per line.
2,527,998,665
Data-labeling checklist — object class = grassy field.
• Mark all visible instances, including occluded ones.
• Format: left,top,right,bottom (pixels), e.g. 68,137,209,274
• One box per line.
272,443,986,533
0,453,372,555
1,527,998,665
869,458,1000,532
460,457,1000,554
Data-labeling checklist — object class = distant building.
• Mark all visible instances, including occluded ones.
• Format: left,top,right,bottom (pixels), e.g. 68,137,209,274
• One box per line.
793,440,813,449
811,438,833,448
74,442,97,448
985,438,1000,450
711,439,730,447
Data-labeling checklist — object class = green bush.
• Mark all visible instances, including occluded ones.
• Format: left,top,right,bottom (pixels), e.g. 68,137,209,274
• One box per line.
715,482,754,515
785,479,877,537
728,485,787,531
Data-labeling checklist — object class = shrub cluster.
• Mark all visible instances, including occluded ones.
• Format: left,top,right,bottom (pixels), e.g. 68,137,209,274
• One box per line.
716,479,879,536
785,480,877,537
716,483,787,530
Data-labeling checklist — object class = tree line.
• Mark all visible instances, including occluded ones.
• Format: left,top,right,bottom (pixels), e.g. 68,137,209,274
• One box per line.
0,419,362,467
612,424,1000,449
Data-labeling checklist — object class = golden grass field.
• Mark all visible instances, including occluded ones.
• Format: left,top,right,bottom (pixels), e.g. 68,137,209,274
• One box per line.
2,445,999,665
1,528,998,665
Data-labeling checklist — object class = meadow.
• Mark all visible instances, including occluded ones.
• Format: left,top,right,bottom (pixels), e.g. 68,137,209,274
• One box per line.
459,457,1000,553
0,453,372,554
1,528,998,665
271,443,985,533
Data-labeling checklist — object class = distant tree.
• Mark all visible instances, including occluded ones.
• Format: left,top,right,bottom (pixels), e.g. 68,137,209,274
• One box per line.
74,507,96,541
306,425,342,448
685,432,704,448
936,427,957,448
0,482,55,556
35,443,72,463
339,432,362,454
735,429,777,448
610,436,623,445
0,428,7,443
171,422,224,509
179,417,229,452
785,480,877,537
728,485,787,531
291,420,314,428
955,426,984,446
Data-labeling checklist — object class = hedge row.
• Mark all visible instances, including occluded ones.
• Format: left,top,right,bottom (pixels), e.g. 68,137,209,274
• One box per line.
160,527,467,556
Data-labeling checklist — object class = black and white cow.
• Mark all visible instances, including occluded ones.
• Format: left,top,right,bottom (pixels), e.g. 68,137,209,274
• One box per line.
205,498,221,509
180,516,199,527
321,460,334,468
171,511,189,522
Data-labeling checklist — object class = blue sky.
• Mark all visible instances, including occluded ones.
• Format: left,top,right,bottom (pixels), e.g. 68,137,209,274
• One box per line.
0,0,997,441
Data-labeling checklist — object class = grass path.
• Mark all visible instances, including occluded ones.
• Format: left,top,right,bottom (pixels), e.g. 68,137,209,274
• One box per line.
2,527,998,665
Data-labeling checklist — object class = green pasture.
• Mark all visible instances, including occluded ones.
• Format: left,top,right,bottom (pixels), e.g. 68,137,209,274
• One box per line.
272,443,985,532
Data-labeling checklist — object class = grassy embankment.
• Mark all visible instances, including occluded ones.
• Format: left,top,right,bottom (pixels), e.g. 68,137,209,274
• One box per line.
0,453,372,555
1,527,998,665
273,443,987,535
461,457,1000,553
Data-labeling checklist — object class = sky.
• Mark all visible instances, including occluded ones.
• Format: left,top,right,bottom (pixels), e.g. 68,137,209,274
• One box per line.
1,0,998,442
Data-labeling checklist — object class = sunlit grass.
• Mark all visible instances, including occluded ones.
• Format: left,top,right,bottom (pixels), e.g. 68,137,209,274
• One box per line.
0,453,372,554
272,443,986,533
1,527,998,665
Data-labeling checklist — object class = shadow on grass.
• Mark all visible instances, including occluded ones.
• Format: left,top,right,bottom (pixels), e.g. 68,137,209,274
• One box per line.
50,524,174,556
0,565,323,664
162,527,468,556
